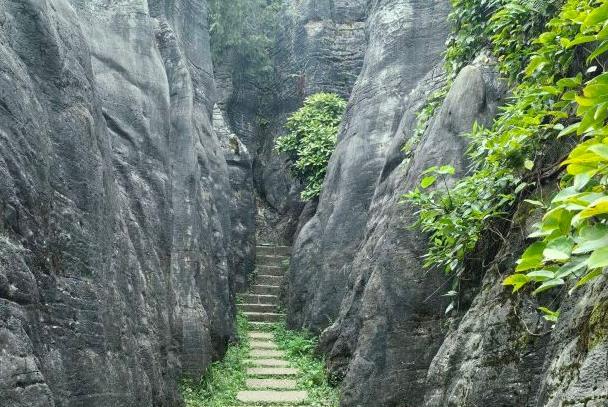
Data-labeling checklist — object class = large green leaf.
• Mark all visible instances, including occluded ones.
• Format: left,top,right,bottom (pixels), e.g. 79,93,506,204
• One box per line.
589,143,608,160
578,197,608,219
421,176,437,189
584,3,608,28
574,269,603,288
516,242,546,272
543,236,573,262
503,274,530,292
573,224,608,254
533,278,565,295
538,307,560,322
526,269,556,282
588,40,608,63
555,256,589,279
587,246,608,269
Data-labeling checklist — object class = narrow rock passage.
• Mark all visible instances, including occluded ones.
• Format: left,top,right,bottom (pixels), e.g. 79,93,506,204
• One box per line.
236,244,310,406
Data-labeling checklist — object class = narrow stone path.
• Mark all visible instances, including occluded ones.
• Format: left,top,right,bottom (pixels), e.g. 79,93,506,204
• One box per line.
236,244,309,406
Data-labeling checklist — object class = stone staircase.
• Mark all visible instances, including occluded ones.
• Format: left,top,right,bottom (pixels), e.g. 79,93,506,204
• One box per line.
236,244,309,406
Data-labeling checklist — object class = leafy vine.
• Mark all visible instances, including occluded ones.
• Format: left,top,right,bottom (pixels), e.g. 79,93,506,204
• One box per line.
405,0,608,317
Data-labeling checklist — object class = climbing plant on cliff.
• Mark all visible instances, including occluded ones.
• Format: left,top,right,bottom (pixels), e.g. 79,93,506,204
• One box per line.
275,93,347,201
445,0,560,80
503,1,608,302
444,0,501,78
406,0,608,308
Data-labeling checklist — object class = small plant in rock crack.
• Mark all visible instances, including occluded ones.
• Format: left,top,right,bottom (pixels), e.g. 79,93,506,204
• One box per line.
246,270,258,287
402,86,450,157
275,92,347,201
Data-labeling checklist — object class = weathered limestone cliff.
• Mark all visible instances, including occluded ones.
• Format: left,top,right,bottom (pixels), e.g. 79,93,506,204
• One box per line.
286,0,451,334
0,0,246,405
318,59,507,406
2,0,607,406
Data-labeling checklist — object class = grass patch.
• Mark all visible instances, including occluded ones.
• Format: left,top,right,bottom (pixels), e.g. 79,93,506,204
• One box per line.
272,322,340,407
180,313,250,407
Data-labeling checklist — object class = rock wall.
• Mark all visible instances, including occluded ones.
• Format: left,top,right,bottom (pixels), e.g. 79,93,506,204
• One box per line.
316,57,506,406
213,105,256,293
286,0,451,332
3,0,607,406
0,0,240,405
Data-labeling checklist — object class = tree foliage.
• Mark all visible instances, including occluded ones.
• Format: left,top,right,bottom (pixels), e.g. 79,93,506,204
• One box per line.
275,93,347,201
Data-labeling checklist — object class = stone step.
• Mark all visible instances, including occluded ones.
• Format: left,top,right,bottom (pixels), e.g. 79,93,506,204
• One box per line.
233,405,311,407
245,311,284,323
256,245,291,257
256,265,285,276
246,378,297,389
240,294,278,305
250,349,284,358
249,321,275,331
246,358,289,367
249,332,274,340
256,274,283,286
250,284,280,296
238,303,277,313
237,390,307,404
250,341,278,349
231,405,311,407
247,367,299,376
257,255,290,267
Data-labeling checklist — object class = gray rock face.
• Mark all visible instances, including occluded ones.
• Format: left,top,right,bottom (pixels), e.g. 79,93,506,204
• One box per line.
276,0,368,100
286,0,452,333
285,4,608,402
0,0,236,405
214,105,256,292
319,59,506,407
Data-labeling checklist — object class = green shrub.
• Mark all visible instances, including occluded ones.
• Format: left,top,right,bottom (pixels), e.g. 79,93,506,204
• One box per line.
402,87,449,156
275,93,347,201
445,0,501,79
445,0,560,81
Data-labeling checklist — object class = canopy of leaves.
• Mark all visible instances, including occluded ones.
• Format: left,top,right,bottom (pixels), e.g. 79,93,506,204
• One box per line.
275,93,347,201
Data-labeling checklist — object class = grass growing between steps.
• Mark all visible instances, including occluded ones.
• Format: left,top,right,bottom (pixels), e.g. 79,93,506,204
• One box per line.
180,313,250,407
272,323,340,407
